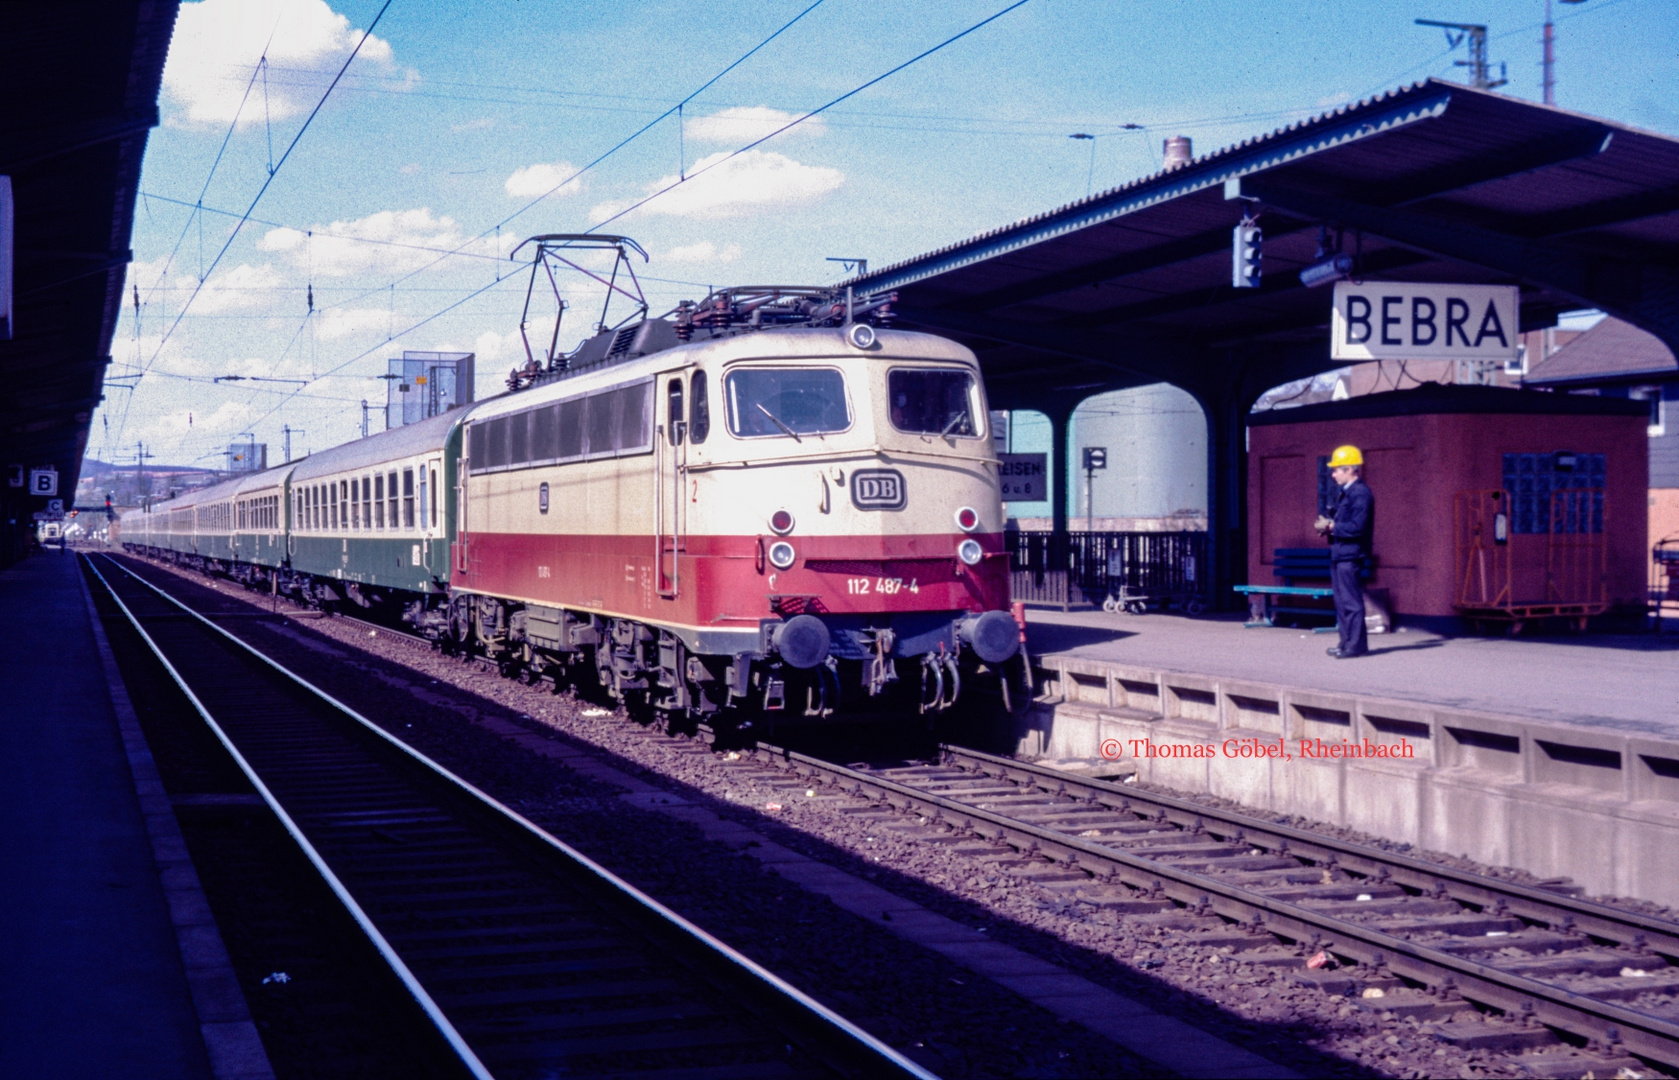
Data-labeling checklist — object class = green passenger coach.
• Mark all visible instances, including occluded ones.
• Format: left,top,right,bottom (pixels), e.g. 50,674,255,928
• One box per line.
284,408,464,603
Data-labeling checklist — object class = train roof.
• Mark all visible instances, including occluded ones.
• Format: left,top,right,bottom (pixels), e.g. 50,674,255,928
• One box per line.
467,325,977,422
288,405,470,482
124,462,297,516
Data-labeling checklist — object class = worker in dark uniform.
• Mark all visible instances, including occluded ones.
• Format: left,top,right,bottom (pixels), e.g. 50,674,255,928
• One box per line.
1314,445,1373,658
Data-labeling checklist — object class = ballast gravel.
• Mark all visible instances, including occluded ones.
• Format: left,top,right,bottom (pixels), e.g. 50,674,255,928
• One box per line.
122,554,1672,1080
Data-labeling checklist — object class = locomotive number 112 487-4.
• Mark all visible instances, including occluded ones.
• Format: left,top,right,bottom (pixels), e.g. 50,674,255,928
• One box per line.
847,577,918,595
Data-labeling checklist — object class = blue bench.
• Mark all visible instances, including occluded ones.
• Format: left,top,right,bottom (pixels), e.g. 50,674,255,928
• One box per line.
1234,549,1371,629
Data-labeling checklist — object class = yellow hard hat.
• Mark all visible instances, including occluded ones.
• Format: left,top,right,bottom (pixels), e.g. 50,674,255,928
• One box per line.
1328,445,1363,467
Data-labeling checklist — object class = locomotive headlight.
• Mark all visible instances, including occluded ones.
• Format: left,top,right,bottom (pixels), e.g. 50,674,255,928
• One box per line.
957,538,984,566
769,509,795,535
767,540,797,570
954,506,979,532
846,322,876,350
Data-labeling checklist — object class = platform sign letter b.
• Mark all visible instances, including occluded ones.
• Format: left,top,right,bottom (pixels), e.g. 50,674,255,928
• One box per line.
29,468,57,497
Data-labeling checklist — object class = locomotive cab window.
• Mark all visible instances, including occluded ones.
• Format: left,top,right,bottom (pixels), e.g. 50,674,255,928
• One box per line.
689,370,709,444
667,377,684,445
888,368,980,437
725,367,850,438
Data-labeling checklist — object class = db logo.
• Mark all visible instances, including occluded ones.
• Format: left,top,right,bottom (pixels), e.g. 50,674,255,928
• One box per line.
850,469,906,511
1100,739,1123,760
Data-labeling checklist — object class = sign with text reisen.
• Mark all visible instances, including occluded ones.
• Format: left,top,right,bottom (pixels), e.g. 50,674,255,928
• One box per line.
1331,281,1519,362
998,453,1047,502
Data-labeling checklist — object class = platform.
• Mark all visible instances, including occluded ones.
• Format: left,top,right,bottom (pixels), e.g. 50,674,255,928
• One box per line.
1018,607,1679,906
0,551,240,1077
1026,609,1679,737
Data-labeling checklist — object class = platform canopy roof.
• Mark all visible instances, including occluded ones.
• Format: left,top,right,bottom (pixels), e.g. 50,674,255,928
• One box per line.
0,1,178,516
850,79,1679,417
1525,317,1677,387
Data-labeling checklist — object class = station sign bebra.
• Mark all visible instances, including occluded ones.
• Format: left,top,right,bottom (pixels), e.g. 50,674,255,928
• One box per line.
1331,281,1519,362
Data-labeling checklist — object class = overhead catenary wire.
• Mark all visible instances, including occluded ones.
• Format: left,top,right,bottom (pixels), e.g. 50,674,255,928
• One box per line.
156,0,837,459
300,0,832,324
126,0,395,402
589,0,1035,233
141,1,397,461
111,14,284,462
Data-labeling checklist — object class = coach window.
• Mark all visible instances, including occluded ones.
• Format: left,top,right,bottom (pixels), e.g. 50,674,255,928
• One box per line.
374,475,385,529
667,378,684,445
689,370,709,444
418,469,427,529
429,467,439,529
362,476,373,529
388,471,399,529
403,469,415,528
341,481,349,530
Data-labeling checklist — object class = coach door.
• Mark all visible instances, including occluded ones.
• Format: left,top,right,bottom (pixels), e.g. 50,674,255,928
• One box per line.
655,370,687,598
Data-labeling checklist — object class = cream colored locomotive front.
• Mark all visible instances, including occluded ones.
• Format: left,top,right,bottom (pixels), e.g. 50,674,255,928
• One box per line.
457,326,1011,661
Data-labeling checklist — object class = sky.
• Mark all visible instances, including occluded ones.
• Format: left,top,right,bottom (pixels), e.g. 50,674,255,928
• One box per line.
94,0,1679,471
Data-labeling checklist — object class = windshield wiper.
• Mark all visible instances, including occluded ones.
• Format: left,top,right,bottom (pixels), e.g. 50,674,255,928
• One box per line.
940,409,970,437
756,403,802,442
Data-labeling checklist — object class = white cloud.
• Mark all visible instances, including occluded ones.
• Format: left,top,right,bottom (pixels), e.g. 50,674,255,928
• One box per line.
399,162,422,175
314,307,390,341
259,208,485,277
163,0,404,128
137,401,257,447
684,106,825,144
192,263,288,314
504,162,584,199
474,329,524,363
590,150,844,222
125,258,286,315
664,241,742,264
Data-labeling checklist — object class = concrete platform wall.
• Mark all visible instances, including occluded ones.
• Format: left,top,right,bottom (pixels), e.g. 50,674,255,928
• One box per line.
1019,652,1679,906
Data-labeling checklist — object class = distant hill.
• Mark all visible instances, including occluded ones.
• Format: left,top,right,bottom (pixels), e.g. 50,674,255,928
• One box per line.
81,457,213,474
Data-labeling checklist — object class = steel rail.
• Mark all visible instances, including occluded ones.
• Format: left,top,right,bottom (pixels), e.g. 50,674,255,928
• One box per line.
945,744,1679,959
85,554,495,1080
747,738,1679,1068
93,554,936,1080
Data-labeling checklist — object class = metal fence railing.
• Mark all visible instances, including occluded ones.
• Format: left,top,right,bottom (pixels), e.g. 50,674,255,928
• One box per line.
1005,530,1208,610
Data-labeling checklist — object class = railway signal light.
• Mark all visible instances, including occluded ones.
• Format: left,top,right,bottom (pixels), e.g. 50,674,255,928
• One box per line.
1232,219,1262,289
1082,447,1107,470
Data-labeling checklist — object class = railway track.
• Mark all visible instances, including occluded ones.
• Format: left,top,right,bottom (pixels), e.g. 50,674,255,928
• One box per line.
728,737,1679,1074
85,553,932,1080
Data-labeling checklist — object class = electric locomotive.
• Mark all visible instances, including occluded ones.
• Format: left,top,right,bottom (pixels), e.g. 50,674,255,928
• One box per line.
119,235,1023,727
